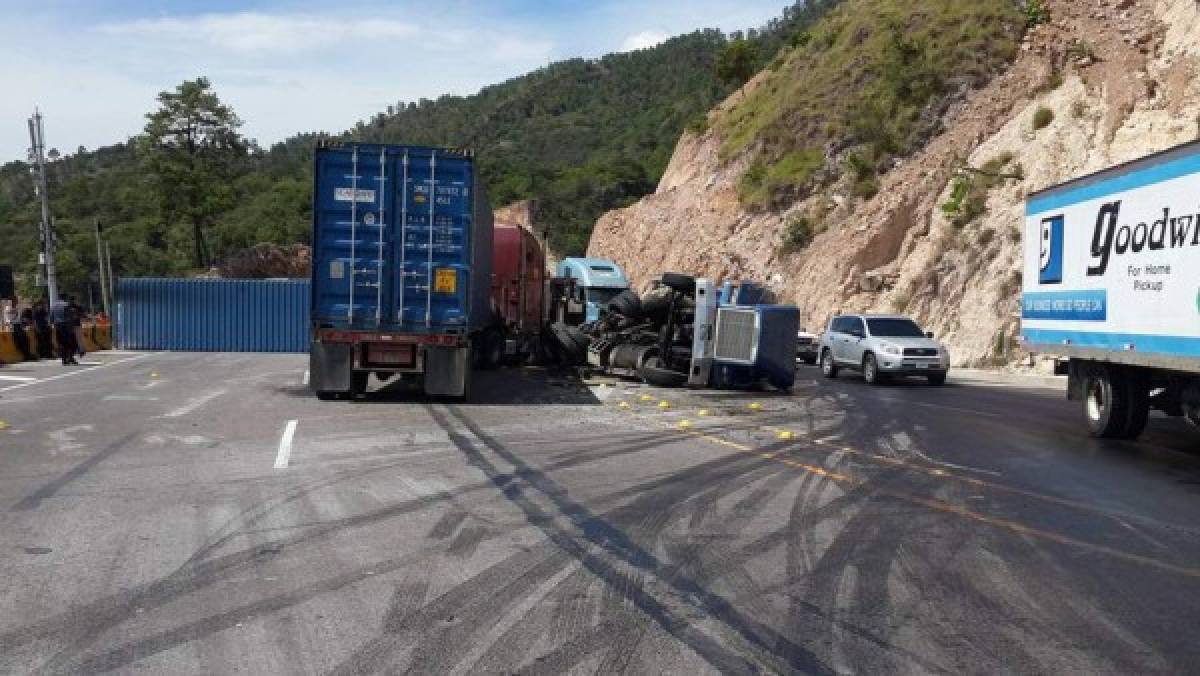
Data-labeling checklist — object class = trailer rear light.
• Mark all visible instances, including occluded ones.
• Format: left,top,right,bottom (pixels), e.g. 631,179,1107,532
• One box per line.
367,343,415,367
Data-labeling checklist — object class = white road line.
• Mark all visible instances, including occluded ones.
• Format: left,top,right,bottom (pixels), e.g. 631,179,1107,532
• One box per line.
0,353,154,393
274,420,298,469
0,375,37,382
301,370,310,386
161,389,226,418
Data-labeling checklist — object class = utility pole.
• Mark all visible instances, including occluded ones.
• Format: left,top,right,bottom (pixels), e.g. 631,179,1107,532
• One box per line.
104,241,114,312
27,109,58,303
94,218,110,316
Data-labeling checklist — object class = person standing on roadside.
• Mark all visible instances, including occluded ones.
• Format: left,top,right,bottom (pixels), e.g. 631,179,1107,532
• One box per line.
1,297,14,329
68,296,86,360
33,300,54,359
50,294,78,365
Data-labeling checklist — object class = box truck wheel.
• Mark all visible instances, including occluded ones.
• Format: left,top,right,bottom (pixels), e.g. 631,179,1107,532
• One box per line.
1083,366,1147,439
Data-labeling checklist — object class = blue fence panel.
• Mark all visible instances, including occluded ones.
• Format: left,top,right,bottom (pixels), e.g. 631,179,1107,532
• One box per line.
116,278,310,352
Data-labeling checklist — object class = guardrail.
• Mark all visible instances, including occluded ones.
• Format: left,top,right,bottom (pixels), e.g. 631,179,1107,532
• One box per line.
0,322,113,364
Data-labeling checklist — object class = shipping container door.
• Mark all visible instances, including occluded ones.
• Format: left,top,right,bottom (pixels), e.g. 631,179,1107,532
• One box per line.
313,147,393,326
393,150,473,330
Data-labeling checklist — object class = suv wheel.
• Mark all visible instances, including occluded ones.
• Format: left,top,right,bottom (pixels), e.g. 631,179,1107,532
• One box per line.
862,353,885,385
821,349,838,379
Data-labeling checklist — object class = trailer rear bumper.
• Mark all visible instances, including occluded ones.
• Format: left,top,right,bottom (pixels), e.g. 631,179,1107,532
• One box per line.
310,329,471,398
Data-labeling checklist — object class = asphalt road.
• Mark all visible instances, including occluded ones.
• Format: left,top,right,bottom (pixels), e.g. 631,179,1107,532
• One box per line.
1,352,1199,674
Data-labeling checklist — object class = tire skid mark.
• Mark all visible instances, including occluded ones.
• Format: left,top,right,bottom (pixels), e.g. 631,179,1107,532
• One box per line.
59,547,445,674
0,474,463,668
428,404,835,675
1,422,715,669
11,432,140,511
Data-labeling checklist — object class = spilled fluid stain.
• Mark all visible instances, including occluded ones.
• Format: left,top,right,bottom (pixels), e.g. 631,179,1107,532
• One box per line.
22,546,52,555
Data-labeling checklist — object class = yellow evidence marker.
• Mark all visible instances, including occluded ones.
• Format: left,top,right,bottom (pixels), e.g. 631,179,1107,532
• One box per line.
748,402,762,411
777,430,795,441
640,394,655,402
658,400,671,410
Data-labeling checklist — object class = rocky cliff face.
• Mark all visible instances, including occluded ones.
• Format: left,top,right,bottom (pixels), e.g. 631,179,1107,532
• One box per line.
589,0,1200,367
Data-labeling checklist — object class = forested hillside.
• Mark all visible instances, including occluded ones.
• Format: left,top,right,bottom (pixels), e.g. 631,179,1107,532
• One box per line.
0,1,836,299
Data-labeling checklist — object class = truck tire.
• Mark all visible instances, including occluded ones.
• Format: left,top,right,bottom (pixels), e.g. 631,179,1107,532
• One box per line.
607,289,642,319
550,323,588,365
1084,366,1133,439
640,287,673,320
660,273,696,294
350,371,369,398
480,329,505,370
821,349,838,379
1122,376,1150,440
639,357,688,388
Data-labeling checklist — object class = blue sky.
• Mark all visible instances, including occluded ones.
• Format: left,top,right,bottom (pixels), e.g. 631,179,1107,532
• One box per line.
1,1,789,163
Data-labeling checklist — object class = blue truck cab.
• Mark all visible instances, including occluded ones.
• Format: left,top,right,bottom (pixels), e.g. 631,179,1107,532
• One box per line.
556,257,630,322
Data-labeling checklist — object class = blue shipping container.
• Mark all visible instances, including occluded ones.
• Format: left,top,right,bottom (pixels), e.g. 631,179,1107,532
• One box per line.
311,143,493,335
116,278,310,352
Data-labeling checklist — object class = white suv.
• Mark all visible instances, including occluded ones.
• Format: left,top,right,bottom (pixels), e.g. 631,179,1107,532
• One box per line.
818,314,950,385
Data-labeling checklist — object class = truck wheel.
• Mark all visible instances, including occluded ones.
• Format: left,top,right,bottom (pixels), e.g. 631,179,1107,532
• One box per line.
550,323,588,365
1084,367,1130,439
1122,378,1150,440
821,349,838,379
660,273,696,294
862,353,886,385
640,287,673,320
639,357,688,388
607,289,642,319
478,329,504,370
316,391,341,401
350,371,369,398
926,372,947,386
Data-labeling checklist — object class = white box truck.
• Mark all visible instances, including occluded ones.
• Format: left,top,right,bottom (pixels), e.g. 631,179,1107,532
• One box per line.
1022,140,1200,439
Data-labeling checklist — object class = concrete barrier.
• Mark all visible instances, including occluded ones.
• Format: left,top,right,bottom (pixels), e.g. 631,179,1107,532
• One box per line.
0,322,112,365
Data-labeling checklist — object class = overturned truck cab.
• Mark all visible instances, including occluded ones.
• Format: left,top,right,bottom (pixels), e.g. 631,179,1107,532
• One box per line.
562,272,799,391
308,143,493,400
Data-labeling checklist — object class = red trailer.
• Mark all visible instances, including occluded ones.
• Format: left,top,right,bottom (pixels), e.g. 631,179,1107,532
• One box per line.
478,222,546,367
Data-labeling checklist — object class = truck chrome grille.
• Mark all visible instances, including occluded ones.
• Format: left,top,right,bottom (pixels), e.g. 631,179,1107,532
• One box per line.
714,309,757,362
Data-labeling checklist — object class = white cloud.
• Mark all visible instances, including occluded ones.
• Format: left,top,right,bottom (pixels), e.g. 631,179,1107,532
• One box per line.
620,30,670,52
97,13,419,55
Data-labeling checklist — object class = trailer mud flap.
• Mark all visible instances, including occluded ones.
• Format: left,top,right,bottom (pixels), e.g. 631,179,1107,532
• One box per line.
311,340,353,393
424,346,470,398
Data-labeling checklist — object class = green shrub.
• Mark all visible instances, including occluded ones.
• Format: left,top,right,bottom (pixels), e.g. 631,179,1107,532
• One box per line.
1023,0,1049,27
941,153,1020,227
780,214,818,253
852,177,880,198
738,149,824,208
1032,107,1054,130
1066,39,1095,61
